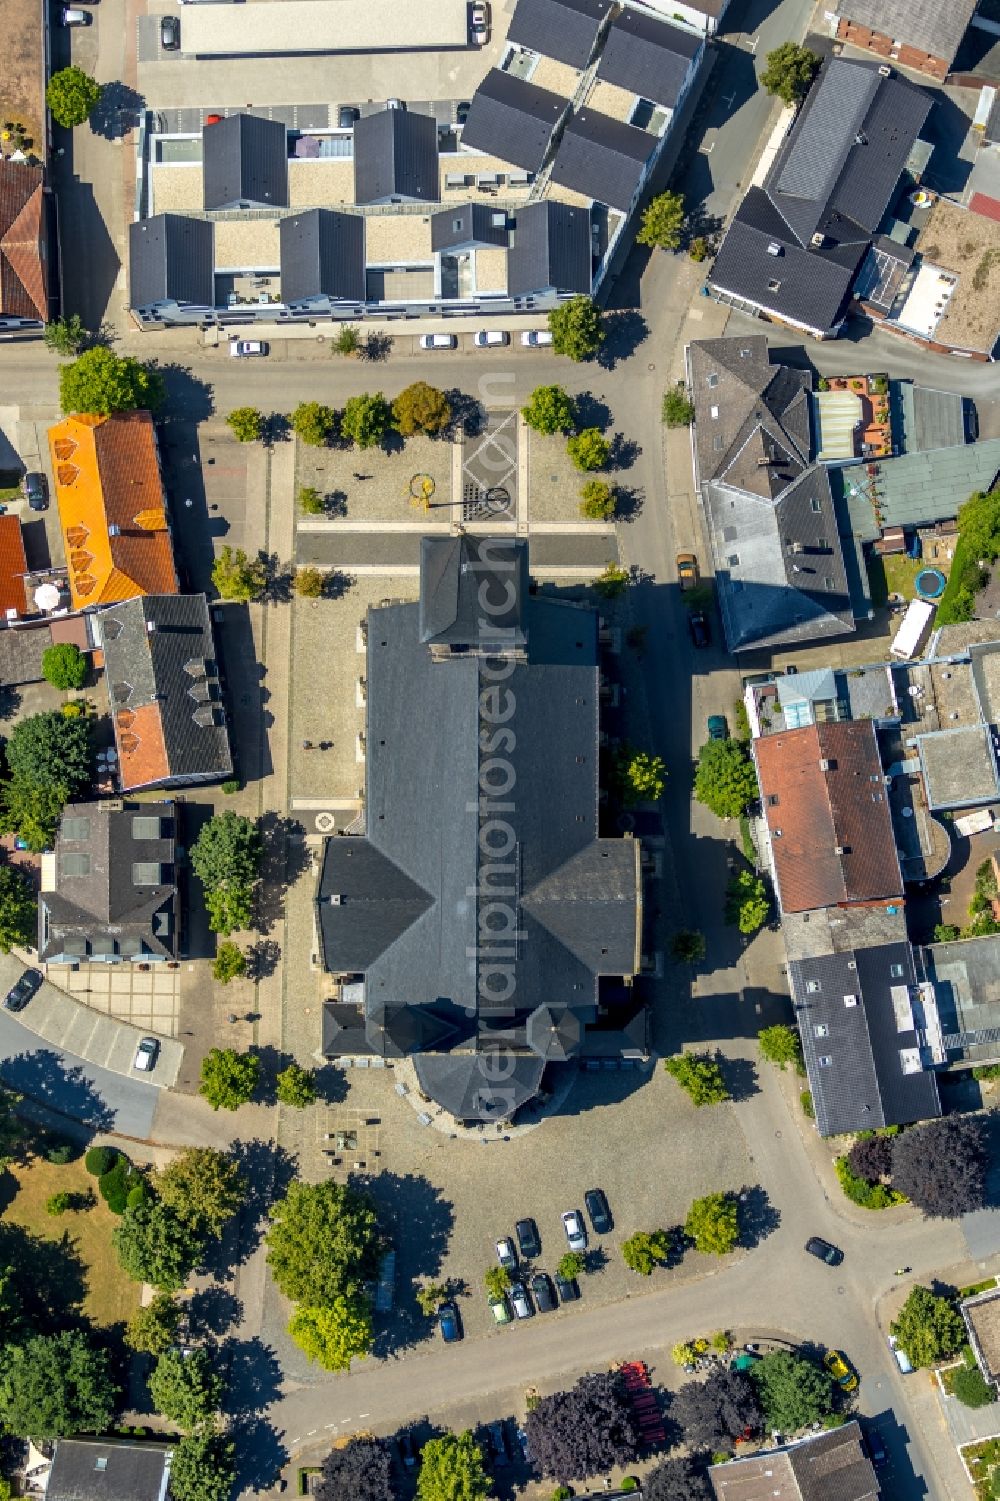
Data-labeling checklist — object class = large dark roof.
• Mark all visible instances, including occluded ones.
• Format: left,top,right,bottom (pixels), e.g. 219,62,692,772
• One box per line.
839,0,976,65
506,0,611,69
790,942,941,1136
279,209,366,303
431,202,510,253
689,335,812,490
710,1423,879,1501
507,199,592,295
418,535,528,648
47,1438,173,1501
549,108,651,211
461,70,566,174
39,801,178,963
128,215,214,312
353,108,440,205
596,8,701,108
202,113,288,210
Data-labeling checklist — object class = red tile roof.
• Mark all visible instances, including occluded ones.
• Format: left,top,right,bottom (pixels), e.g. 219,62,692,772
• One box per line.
0,163,47,321
0,514,28,616
754,721,903,914
970,192,1000,224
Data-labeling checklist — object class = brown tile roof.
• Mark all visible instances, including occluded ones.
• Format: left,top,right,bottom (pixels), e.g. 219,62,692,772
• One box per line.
47,412,178,611
0,514,28,616
0,163,47,321
115,701,170,789
755,721,903,914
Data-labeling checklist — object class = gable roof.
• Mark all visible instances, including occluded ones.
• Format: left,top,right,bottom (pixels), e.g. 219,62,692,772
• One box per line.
202,112,288,210
689,334,812,488
48,412,178,612
279,208,366,302
506,0,612,68
507,199,593,296
710,1423,879,1501
431,202,510,253
98,593,232,790
754,721,904,913
128,214,215,311
0,162,47,321
596,8,701,108
461,70,567,174
549,108,652,211
839,0,976,65
353,109,440,205
418,535,528,648
46,1437,173,1501
0,513,28,616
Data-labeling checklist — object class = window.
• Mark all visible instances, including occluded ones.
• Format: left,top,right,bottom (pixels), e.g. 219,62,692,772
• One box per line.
132,815,162,840
61,817,91,841
890,963,905,978
806,979,821,994
60,853,90,877
728,553,740,567
810,496,821,513
824,577,835,590
814,1024,829,1037
712,436,723,450
767,793,779,807
452,218,464,232
707,373,719,387
767,278,781,291
710,405,719,420
818,1055,832,1068
739,348,752,358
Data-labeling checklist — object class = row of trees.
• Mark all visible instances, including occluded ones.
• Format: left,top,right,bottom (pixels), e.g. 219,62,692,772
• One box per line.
227,382,454,449
521,385,618,517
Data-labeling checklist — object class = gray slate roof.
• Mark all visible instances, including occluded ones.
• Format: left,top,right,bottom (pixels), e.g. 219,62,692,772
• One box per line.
47,1438,173,1501
790,941,941,1137
461,70,567,174
710,1423,878,1501
431,202,510,253
507,199,593,295
279,209,366,304
549,108,652,211
202,113,288,210
353,108,440,205
506,0,612,69
839,0,976,65
418,535,528,648
39,801,178,963
128,215,214,312
596,8,701,109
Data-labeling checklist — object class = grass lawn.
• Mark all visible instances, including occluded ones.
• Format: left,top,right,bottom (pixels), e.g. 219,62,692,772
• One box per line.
3,1156,140,1327
881,554,925,600
0,486,21,503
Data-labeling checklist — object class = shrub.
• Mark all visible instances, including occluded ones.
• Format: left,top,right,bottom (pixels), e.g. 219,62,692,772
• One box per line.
46,1192,72,1216
663,1052,729,1106
299,486,326,515
226,407,265,443
579,480,616,520
758,1024,803,1073
933,923,960,943
954,1364,996,1408
567,428,611,472
42,644,87,692
295,567,325,598
85,1145,117,1177
835,1154,906,1210
221,779,241,795
800,1090,814,1119
552,1488,572,1501
621,1479,638,1492
332,324,361,356
45,1140,77,1166
671,929,706,963
99,1156,139,1215
593,563,630,598
689,237,710,262
522,385,576,435
291,402,336,446
622,1229,674,1275
662,384,695,428
212,941,246,984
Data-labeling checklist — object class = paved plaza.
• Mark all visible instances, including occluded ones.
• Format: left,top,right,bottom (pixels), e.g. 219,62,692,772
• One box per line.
51,962,181,1037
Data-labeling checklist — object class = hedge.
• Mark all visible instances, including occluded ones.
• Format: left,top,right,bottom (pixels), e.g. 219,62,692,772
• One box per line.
834,1154,906,1210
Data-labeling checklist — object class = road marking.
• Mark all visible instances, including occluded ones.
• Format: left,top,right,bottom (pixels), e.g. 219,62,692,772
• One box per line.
359,1411,370,1417
307,1428,318,1436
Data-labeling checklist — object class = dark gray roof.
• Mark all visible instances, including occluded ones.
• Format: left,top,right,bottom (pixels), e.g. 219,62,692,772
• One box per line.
790,942,941,1137
596,8,701,109
39,801,178,963
98,593,232,790
839,0,976,65
418,535,528,648
461,70,567,174
431,202,510,253
711,1423,879,1501
128,215,214,312
506,0,611,69
688,335,812,490
986,92,1000,147
202,113,288,210
279,209,366,304
507,199,592,295
549,108,651,211
318,839,433,972
353,108,440,205
47,1438,173,1501
413,1051,546,1122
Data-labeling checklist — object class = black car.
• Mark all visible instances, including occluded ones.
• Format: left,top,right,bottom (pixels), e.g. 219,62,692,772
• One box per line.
515,1217,540,1258
397,1431,418,1468
530,1271,557,1312
23,472,47,511
864,1428,888,1467
688,610,710,648
805,1235,843,1266
338,105,359,128
4,968,42,1013
584,1187,612,1235
160,14,180,48
487,1420,509,1466
554,1271,580,1303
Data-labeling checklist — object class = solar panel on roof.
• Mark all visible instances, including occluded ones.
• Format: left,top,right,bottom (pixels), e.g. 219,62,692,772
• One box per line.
776,62,878,202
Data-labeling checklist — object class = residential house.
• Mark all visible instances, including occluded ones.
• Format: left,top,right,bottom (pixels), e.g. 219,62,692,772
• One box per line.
95,593,232,792
0,160,50,330
47,412,177,613
203,112,289,211
45,1438,173,1501
709,1422,879,1501
39,801,179,964
317,535,645,1125
963,1287,1000,1386
0,513,28,619
825,0,979,82
505,0,612,71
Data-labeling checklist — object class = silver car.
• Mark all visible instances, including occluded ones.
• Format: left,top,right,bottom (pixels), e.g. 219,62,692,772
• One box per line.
133,1036,159,1072
509,1280,533,1319
561,1209,587,1251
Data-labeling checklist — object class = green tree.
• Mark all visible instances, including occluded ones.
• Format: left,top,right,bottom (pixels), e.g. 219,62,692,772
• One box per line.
211,545,268,604
567,428,611,472
484,1265,511,1299
621,1229,674,1275
671,929,706,962
521,385,577,435
124,1291,181,1356
890,1286,965,1368
198,1049,260,1112
190,811,263,936
593,563,629,598
0,1331,117,1438
295,566,325,598
662,384,695,428
276,1063,317,1109
153,1147,246,1238
288,1295,374,1370
758,1024,803,1072
0,711,92,851
417,1432,490,1501
750,1351,834,1432
42,643,88,691
637,191,685,251
212,941,246,984
547,297,605,361
226,407,265,443
557,1251,586,1280
761,41,821,105
43,314,88,356
579,480,616,520
332,324,362,356
416,1281,450,1316
616,746,666,804
664,1053,730,1106
0,866,37,953
726,868,770,935
113,1200,205,1290
299,485,326,515
149,1347,222,1432
684,1193,739,1256
59,347,164,416
46,1191,72,1216
392,382,452,437
45,66,102,127
341,393,392,449
291,402,336,446
266,1180,382,1306
170,1432,237,1501
694,738,758,820
933,923,961,943
953,1363,996,1408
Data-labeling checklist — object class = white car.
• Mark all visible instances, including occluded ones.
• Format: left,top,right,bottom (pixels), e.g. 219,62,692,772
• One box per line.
521,329,554,347
888,1334,913,1374
133,1036,160,1072
561,1209,587,1251
419,333,458,350
471,2,490,42
474,330,510,347
230,339,269,358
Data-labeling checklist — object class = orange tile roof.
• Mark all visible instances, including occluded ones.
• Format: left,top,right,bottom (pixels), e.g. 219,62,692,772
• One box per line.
0,514,28,616
47,412,178,611
115,701,170,789
0,163,47,321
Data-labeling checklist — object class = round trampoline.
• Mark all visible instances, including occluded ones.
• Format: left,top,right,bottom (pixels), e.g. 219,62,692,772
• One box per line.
915,567,947,600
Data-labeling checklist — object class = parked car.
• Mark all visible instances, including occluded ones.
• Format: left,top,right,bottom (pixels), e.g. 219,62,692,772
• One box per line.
133,1036,159,1072
419,332,457,350
160,14,180,46
554,1271,580,1303
805,1235,843,1266
338,105,359,129
824,1349,858,1392
230,339,268,357
707,714,728,741
3,969,42,1013
470,1,490,41
515,1217,540,1258
438,1301,463,1343
509,1280,533,1319
888,1334,913,1374
521,329,553,347
474,330,509,347
561,1209,587,1251
496,1236,517,1270
864,1427,888,1466
530,1272,557,1312
688,611,710,648
488,1293,511,1325
61,8,93,23
584,1188,612,1235
397,1431,418,1468
516,1427,532,1464
676,552,700,590
486,1420,509,1466
23,472,48,511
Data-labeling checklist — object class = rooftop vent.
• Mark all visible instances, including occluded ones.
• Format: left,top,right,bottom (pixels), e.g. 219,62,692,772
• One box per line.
328,894,343,906
766,242,782,257
878,64,892,76
810,232,825,248
146,621,156,634
844,994,858,1007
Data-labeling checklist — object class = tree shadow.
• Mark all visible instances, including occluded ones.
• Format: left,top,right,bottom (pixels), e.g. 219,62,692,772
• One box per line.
609,433,641,472
190,1284,244,1338
380,428,405,456
738,1185,780,1249
313,1062,350,1106
361,332,394,362
220,1335,283,1417
0,1222,87,1333
264,414,292,448
0,1050,115,1133
229,1414,289,1496
719,1056,759,1104
245,939,281,983
444,389,485,437
323,489,348,517
321,569,354,600
614,485,644,523
362,1171,456,1356
584,1245,609,1275
259,552,295,604
0,684,21,719
573,390,612,432
89,82,145,141
597,310,649,371
155,363,216,424
200,1137,298,1276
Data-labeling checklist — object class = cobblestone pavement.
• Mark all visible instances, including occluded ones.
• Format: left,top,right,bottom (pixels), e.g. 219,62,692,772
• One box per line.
53,962,181,1037
295,433,456,526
